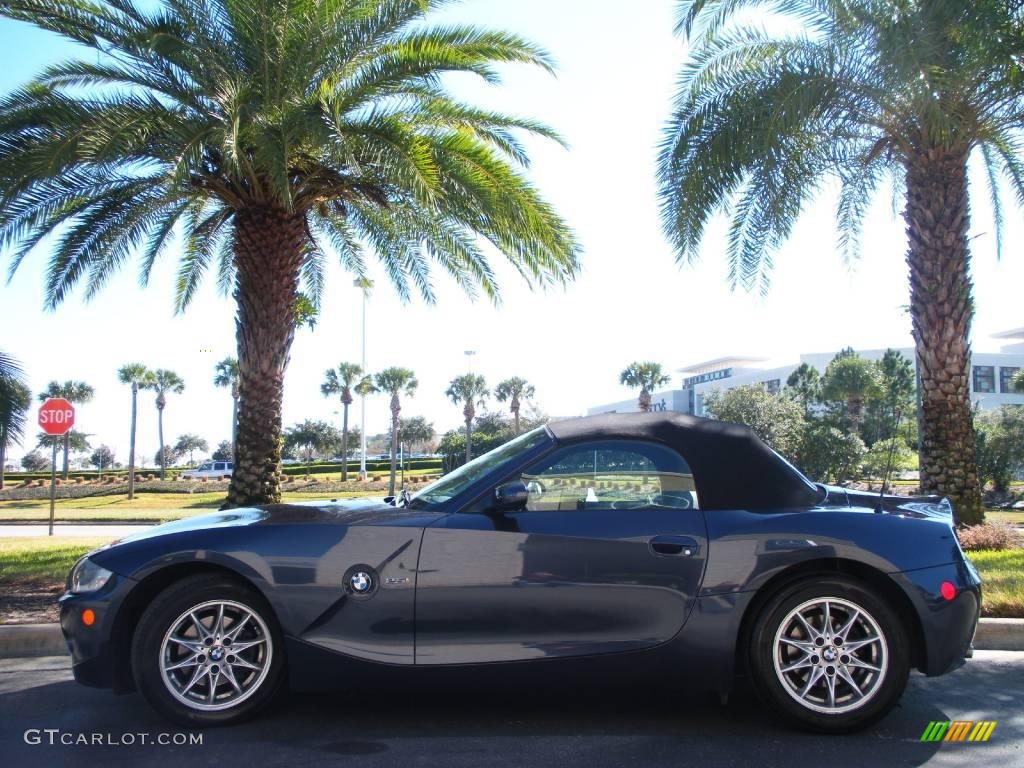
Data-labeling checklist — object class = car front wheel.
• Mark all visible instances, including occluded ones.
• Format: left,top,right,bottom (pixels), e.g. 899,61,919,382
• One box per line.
131,574,285,726
748,576,910,733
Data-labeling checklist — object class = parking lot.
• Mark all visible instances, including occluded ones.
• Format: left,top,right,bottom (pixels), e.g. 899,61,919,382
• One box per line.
0,651,1020,768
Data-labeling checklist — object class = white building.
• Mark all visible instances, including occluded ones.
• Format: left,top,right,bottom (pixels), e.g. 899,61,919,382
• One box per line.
587,330,1024,417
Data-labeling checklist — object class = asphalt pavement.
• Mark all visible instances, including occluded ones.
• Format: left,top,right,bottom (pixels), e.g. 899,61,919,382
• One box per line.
0,651,1020,768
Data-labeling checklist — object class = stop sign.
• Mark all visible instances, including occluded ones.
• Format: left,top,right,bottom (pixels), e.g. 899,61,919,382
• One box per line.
39,398,76,436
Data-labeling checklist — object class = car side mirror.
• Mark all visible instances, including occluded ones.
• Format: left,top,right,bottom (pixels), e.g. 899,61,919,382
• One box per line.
493,481,528,510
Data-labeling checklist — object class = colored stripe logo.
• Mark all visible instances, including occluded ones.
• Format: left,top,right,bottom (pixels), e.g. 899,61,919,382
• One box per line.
920,721,996,742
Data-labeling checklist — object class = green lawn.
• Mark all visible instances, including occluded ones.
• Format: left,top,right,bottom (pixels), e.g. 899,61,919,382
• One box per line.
967,550,1024,618
0,537,111,583
0,490,370,522
985,509,1024,527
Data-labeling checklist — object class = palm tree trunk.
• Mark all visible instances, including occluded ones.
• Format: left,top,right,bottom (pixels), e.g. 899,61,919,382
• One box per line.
157,404,165,480
465,418,473,464
512,397,521,436
62,432,69,480
904,145,983,525
639,388,651,412
0,441,6,490
341,404,349,482
225,208,305,509
231,387,239,461
389,393,400,496
128,383,137,500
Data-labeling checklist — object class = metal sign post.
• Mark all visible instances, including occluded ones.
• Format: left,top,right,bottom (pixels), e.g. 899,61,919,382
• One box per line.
48,442,58,536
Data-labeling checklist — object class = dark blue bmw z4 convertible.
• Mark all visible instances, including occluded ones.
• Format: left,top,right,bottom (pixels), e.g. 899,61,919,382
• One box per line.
60,412,980,732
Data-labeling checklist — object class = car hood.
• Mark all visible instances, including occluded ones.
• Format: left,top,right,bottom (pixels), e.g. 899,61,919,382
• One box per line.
111,497,428,545
819,485,955,523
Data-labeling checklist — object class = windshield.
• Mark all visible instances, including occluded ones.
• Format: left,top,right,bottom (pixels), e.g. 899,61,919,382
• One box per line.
410,427,551,508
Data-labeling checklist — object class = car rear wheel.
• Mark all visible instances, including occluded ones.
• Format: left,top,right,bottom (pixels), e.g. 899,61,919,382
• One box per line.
131,574,285,726
748,575,910,733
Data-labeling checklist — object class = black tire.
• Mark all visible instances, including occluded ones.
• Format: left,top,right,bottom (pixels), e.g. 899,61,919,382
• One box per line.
130,573,286,727
748,575,910,733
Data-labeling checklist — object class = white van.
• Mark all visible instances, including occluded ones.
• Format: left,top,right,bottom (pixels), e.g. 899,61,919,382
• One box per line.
180,461,233,480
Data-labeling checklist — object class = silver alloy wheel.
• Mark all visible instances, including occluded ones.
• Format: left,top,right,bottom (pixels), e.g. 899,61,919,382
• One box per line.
159,599,273,712
772,597,889,715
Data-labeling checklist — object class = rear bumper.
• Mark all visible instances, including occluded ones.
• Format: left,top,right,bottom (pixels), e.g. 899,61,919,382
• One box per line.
892,559,981,676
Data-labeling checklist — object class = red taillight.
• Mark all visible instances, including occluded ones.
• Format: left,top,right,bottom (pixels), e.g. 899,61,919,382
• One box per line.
81,609,95,626
940,581,957,601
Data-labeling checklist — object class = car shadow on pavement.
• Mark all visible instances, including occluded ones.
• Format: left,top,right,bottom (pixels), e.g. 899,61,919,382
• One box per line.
0,668,962,768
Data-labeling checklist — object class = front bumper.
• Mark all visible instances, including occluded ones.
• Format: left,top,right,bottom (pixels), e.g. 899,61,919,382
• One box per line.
58,572,136,690
893,559,981,676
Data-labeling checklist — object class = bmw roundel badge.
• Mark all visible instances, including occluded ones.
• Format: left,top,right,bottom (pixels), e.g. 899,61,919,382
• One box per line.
350,571,372,593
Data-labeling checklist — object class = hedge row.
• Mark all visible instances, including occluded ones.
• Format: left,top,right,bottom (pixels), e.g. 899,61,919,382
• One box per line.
4,457,442,483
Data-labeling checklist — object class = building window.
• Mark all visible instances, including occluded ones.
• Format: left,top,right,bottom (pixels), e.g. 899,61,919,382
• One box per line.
763,379,781,394
973,366,996,394
1000,367,1021,393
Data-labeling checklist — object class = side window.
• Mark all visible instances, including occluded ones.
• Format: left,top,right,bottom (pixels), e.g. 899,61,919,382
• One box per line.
517,441,699,511
214,462,225,471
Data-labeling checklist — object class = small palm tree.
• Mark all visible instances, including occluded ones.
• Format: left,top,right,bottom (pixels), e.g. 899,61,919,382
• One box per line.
495,377,536,436
143,370,185,479
446,374,490,464
0,351,31,490
0,0,579,509
213,358,239,458
37,380,95,480
619,363,670,412
117,363,152,499
321,363,368,482
373,368,418,496
659,0,1024,524
822,356,882,427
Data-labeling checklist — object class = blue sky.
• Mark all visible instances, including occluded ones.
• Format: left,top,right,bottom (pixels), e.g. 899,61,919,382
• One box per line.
1,0,1023,466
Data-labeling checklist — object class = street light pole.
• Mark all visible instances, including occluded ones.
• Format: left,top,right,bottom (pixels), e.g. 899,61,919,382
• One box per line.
355,278,373,480
464,350,476,373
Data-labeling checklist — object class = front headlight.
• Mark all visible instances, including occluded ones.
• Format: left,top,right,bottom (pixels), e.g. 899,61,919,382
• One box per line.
70,557,114,594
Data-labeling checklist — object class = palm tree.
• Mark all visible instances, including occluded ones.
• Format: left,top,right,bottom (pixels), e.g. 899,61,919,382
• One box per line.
373,368,418,496
213,358,239,458
0,0,580,509
321,363,368,482
619,363,670,412
0,351,31,490
117,363,151,499
659,1,1024,524
37,380,94,480
143,370,185,479
446,374,489,464
821,355,882,427
494,377,536,436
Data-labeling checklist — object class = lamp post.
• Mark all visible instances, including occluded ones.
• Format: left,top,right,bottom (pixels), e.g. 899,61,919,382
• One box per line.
355,278,373,479
464,350,476,373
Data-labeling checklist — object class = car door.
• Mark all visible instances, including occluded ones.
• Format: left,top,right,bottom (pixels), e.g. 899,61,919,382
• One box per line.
414,440,708,664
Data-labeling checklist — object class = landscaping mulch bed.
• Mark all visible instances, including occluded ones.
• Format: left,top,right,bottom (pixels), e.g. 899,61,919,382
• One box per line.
0,579,62,625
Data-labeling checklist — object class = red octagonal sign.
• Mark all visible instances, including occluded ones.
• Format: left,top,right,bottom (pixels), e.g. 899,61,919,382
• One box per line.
39,398,75,436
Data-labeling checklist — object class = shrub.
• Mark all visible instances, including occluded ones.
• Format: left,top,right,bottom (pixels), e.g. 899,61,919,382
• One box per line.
958,522,1022,552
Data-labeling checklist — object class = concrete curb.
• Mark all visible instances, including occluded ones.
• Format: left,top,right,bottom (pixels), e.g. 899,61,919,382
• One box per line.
972,618,1024,651
0,618,1021,659
0,623,66,658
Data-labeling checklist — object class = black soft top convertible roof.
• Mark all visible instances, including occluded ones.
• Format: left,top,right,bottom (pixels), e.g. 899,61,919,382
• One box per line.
547,412,821,510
